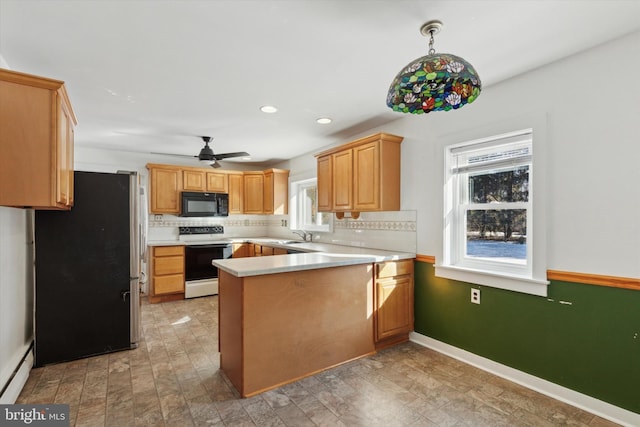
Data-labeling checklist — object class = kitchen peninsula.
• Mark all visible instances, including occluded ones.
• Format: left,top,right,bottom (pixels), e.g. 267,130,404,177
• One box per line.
213,243,415,397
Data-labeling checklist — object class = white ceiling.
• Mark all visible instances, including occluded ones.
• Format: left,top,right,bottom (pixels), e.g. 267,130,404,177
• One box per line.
2,0,640,167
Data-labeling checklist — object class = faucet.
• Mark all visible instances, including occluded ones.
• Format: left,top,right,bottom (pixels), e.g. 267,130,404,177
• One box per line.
292,230,312,242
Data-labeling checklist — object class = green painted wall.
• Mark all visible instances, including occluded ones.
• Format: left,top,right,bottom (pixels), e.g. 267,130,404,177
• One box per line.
414,261,640,414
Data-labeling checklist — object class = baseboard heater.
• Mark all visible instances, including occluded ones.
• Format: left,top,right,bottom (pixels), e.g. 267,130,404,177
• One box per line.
0,343,33,404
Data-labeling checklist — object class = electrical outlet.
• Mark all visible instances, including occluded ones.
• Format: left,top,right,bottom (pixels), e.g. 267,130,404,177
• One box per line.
471,288,481,304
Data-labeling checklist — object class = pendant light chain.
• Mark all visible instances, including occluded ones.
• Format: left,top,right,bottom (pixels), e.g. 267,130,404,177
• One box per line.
428,30,436,55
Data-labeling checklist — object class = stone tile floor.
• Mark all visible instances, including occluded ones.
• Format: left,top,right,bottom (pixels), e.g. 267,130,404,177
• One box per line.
17,296,620,426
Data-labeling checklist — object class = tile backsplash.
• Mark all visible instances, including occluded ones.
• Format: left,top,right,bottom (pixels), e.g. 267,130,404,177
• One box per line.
147,210,416,253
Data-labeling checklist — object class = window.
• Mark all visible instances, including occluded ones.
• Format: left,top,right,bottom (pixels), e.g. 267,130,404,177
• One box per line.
437,129,548,296
290,178,332,232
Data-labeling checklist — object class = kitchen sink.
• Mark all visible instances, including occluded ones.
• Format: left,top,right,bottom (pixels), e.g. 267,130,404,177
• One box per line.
277,240,304,244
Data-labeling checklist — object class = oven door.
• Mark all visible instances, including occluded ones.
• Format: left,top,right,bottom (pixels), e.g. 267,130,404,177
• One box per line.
185,244,232,281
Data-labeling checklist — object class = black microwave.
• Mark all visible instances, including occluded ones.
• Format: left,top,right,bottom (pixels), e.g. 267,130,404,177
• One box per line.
180,192,229,217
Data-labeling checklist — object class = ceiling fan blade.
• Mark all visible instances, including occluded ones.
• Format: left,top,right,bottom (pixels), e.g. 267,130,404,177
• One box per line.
210,161,222,169
212,151,250,160
151,152,198,158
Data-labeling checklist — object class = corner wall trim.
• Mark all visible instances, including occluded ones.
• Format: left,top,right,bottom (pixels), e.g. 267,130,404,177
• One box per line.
546,270,640,291
416,254,639,291
415,254,435,264
409,332,640,427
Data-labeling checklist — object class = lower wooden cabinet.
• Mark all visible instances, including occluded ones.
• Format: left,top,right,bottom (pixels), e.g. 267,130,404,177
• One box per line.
149,245,185,303
232,243,250,258
249,243,288,257
374,259,414,348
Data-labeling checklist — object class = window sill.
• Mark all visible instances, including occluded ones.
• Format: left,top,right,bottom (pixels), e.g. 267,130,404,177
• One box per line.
435,264,549,297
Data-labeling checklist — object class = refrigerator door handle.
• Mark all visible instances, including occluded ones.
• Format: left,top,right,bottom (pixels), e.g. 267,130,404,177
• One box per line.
120,290,131,302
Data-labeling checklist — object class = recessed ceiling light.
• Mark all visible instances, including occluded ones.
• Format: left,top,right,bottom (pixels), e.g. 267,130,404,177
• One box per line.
316,117,332,124
260,105,278,113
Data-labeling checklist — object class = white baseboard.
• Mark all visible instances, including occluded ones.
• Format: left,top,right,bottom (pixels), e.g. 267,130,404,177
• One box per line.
0,349,33,404
410,332,640,427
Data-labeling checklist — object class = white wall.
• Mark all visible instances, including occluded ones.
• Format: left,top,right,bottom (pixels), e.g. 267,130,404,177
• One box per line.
321,31,640,279
0,207,32,399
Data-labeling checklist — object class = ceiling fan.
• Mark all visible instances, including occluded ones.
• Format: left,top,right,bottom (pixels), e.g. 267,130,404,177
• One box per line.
193,136,250,168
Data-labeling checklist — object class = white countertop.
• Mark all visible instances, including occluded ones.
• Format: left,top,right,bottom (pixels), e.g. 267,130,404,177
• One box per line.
213,252,379,277
213,240,415,277
148,237,415,277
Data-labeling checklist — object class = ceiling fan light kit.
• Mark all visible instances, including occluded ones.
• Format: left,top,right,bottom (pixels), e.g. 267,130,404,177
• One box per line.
387,20,481,114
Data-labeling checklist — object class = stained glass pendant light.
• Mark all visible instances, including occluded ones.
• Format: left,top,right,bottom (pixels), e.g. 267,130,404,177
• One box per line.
387,20,481,114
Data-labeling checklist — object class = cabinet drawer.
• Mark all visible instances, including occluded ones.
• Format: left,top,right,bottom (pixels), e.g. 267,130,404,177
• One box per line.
154,245,184,257
153,256,184,275
154,274,184,295
377,259,414,278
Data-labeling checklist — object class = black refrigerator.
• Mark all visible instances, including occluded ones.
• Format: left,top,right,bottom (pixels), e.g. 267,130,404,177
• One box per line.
34,171,142,367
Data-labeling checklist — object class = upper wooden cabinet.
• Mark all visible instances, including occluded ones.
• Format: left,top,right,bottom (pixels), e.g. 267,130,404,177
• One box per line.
243,171,264,214
147,163,288,215
0,68,77,209
316,155,332,212
207,172,228,193
182,170,228,193
148,165,182,214
315,133,403,217
331,149,353,212
182,169,206,191
264,169,289,215
227,171,244,214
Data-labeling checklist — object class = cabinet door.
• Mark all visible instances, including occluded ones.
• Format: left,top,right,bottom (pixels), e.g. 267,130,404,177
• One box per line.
183,170,206,191
232,243,250,258
317,155,332,212
268,169,289,215
332,149,353,211
243,173,264,214
273,247,288,255
228,173,244,214
263,171,274,214
153,256,184,276
154,275,185,295
150,167,181,214
353,141,380,211
56,96,75,207
253,244,263,257
207,172,228,193
376,275,414,341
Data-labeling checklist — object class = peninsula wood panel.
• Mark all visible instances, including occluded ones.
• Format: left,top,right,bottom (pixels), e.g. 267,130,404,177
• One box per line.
218,271,243,390
219,264,375,397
